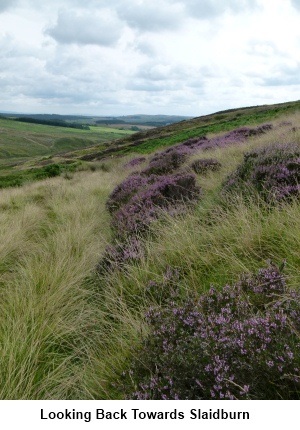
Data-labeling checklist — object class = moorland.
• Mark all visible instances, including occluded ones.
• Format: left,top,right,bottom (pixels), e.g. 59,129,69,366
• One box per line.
0,100,300,399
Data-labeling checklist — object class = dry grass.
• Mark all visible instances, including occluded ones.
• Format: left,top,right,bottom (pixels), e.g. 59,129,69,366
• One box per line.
0,168,127,399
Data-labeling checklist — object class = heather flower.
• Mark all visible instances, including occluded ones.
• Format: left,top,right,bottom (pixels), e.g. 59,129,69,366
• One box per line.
106,173,157,214
112,173,202,238
142,147,190,176
97,237,144,273
124,157,146,168
145,266,181,301
223,142,300,202
121,264,300,400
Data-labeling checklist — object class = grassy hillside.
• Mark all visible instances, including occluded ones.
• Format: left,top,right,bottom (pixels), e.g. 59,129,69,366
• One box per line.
0,117,134,159
0,101,300,399
0,117,135,187
76,99,300,160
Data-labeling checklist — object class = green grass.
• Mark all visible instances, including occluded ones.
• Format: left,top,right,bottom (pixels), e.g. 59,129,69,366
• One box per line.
0,116,134,165
119,104,300,154
88,125,134,135
0,117,135,187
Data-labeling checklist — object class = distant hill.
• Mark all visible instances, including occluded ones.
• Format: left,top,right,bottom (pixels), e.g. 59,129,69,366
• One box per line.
1,113,191,128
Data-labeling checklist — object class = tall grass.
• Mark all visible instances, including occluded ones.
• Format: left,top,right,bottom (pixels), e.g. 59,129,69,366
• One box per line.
0,168,126,399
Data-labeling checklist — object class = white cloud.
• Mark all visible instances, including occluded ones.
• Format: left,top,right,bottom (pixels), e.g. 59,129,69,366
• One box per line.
260,63,300,87
0,0,299,116
0,0,18,12
290,0,300,10
182,0,259,19
46,9,123,46
117,1,184,32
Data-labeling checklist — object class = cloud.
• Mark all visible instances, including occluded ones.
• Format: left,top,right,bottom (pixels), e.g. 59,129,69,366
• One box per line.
247,40,287,58
0,0,17,12
261,64,300,87
46,9,123,46
127,62,206,94
290,0,300,10
117,1,184,32
183,0,259,19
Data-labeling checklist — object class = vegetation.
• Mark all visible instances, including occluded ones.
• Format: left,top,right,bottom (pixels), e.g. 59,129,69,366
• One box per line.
77,100,300,161
0,169,123,398
0,162,84,189
0,101,300,399
223,142,300,202
0,116,135,189
121,264,300,400
14,117,90,130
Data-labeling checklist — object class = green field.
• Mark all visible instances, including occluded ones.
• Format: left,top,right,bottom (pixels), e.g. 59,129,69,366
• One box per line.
0,117,135,186
0,117,134,162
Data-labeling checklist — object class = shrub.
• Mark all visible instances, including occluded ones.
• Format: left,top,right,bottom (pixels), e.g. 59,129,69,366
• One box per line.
112,173,201,238
180,136,208,147
145,266,181,302
121,264,300,400
142,147,190,176
191,158,221,174
106,174,154,214
124,157,146,168
223,142,300,201
43,164,61,177
97,237,144,274
208,124,272,149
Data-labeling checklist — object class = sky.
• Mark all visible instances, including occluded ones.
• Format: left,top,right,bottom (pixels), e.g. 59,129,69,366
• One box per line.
0,0,299,116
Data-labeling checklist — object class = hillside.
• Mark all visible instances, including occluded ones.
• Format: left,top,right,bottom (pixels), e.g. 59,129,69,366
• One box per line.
0,116,135,187
0,100,300,399
72,99,300,159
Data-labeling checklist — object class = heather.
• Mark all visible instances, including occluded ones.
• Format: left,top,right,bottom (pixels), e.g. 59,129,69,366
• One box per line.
106,173,155,214
128,123,271,179
99,117,300,400
97,237,144,274
112,173,201,238
191,158,222,174
122,265,300,400
172,123,273,153
142,146,191,175
140,123,273,178
106,122,274,242
105,135,206,264
123,156,146,168
223,142,300,201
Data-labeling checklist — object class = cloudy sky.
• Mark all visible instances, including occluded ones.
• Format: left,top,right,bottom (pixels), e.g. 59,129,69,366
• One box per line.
0,0,299,116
